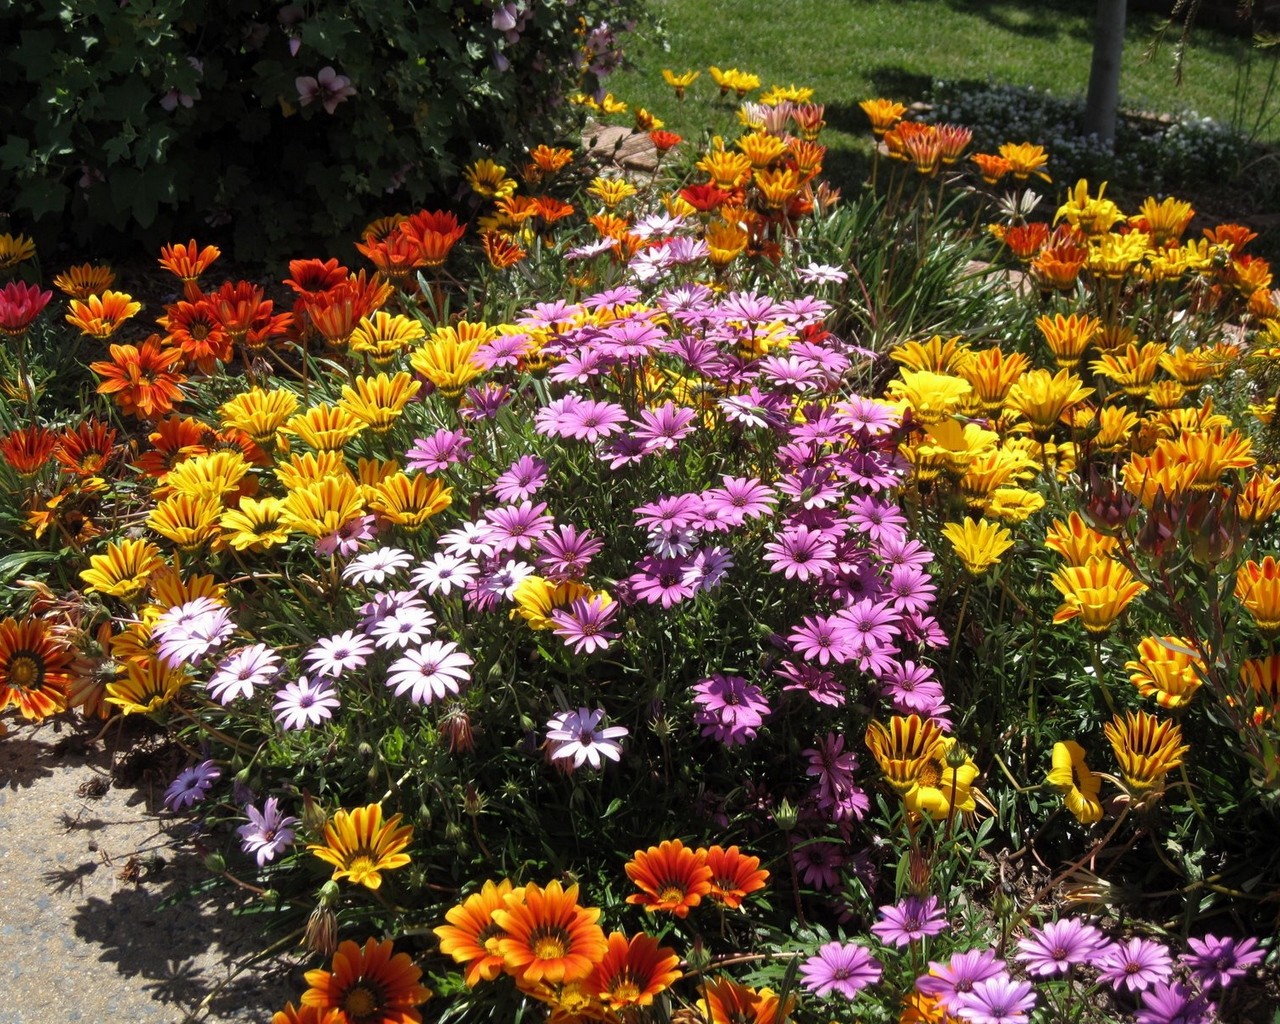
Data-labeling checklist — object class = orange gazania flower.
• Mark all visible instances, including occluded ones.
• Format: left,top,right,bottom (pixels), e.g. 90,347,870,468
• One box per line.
137,415,211,478
433,878,514,987
271,1003,342,1024
302,938,432,1024
90,335,187,419
158,299,231,373
284,258,350,302
701,976,794,1024
305,272,391,347
356,230,423,285
66,290,142,338
158,238,220,283
492,880,608,986
53,419,118,477
0,424,59,476
588,931,682,1010
532,196,575,226
528,143,575,177
650,129,683,153
52,263,116,301
0,617,72,721
481,231,527,270
971,153,1012,184
624,839,712,918
400,209,466,269
1002,222,1050,261
702,844,769,908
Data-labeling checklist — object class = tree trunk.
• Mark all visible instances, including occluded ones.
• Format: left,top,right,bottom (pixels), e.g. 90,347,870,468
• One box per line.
1083,0,1128,147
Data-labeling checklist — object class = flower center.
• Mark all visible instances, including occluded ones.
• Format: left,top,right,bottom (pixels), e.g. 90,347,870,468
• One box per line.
9,654,40,689
341,982,382,1023
657,884,687,904
531,932,569,961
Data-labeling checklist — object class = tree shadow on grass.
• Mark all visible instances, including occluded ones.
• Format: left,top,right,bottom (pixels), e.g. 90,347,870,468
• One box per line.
939,0,1093,40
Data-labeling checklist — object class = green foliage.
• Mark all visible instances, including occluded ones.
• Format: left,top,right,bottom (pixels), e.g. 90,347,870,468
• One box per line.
0,0,639,260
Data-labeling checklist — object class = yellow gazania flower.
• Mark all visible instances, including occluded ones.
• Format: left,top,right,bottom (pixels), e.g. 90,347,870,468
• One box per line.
1036,313,1100,371
1159,347,1227,389
1165,427,1255,491
1146,380,1186,411
1046,740,1103,825
985,486,1045,524
284,402,365,452
696,148,753,190
633,107,663,132
1135,195,1194,245
1094,404,1140,451
941,517,1013,575
998,141,1050,181
105,656,189,715
903,737,981,820
369,472,452,531
1055,179,1124,236
308,803,413,890
735,130,787,167
281,475,366,538
596,92,628,115
858,98,908,136
1104,711,1189,792
510,577,603,631
52,263,116,301
586,176,638,209
704,220,748,268
147,566,226,612
1044,512,1117,566
1236,556,1280,634
959,448,1038,510
275,451,350,491
1126,636,1205,709
1051,557,1146,634
1090,231,1150,280
1004,368,1093,440
220,496,292,552
147,493,224,552
1239,656,1280,725
754,166,801,209
65,290,143,338
157,450,252,504
409,322,493,399
761,83,814,105
920,418,998,476
339,371,421,435
709,66,760,97
81,538,165,600
1089,342,1166,399
661,68,699,99
892,334,970,374
886,369,972,426
464,158,518,200
956,347,1030,414
864,715,945,792
219,388,300,446
1238,471,1280,525
0,232,37,272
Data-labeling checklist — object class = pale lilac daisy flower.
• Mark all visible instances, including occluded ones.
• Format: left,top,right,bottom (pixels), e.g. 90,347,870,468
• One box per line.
342,546,414,585
273,676,340,730
799,941,881,999
491,455,548,503
953,973,1037,1024
410,552,479,595
693,673,769,745
1096,937,1173,993
153,597,236,667
357,589,426,632
371,605,436,649
405,428,472,473
871,895,947,946
682,546,734,593
1016,919,1107,976
916,949,1005,1013
440,518,499,559
1182,934,1266,990
385,640,473,704
164,760,220,812
207,644,281,704
237,796,299,866
477,558,536,602
545,707,628,769
797,262,849,285
305,629,375,679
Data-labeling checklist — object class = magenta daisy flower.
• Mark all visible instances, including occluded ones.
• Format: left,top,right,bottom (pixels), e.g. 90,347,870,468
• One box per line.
405,428,472,473
163,760,221,812
491,455,548,503
953,973,1036,1024
1097,937,1173,993
788,614,857,666
1182,934,1265,990
634,493,704,536
1135,981,1216,1024
549,595,619,655
1016,918,1107,976
207,644,281,704
486,500,555,554
878,660,946,715
237,796,299,867
884,565,938,614
632,402,697,453
701,476,776,526
692,673,770,745
472,332,533,369
304,629,375,679
273,676,340,730
460,381,513,421
874,533,934,569
627,554,696,608
342,546,414,585
540,395,628,442
536,524,604,581
385,640,474,704
870,895,946,947
775,660,847,706
799,941,882,999
410,552,479,595
763,525,838,582
545,707,628,769
915,949,1005,1013
803,732,868,822
836,395,900,435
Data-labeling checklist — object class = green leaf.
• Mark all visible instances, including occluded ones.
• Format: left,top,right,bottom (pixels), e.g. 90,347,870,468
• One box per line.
0,549,62,584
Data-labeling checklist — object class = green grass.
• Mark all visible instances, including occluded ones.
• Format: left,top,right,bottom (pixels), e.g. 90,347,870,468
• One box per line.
607,0,1279,191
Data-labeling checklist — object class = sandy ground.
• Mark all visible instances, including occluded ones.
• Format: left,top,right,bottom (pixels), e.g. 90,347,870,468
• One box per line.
0,719,300,1024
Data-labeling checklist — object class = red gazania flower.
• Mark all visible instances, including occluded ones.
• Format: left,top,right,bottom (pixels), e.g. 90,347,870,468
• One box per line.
481,231,527,270
0,424,59,475
284,258,351,302
302,938,432,1024
650,129,683,153
399,210,466,269
159,299,232,373
624,839,712,918
90,335,187,419
531,196,575,226
0,617,72,722
679,183,731,213
207,280,292,351
305,272,392,347
589,931,682,1010
158,238,220,282
53,418,118,477
0,281,53,336
702,844,769,908
491,880,608,986
356,231,423,284
136,415,211,478
1003,222,1050,261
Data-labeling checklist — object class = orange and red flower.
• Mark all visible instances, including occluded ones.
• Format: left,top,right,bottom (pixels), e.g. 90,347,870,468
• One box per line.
302,938,431,1024
0,424,59,476
90,335,188,419
624,838,713,917
433,878,514,987
588,931,682,1010
491,880,608,985
0,617,72,722
702,844,769,908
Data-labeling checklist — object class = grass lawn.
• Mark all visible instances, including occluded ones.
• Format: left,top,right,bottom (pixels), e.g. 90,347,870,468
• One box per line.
607,0,1279,199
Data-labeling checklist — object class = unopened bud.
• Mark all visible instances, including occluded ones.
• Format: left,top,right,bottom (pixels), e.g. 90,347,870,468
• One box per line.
203,851,226,873
774,798,798,831
301,790,328,834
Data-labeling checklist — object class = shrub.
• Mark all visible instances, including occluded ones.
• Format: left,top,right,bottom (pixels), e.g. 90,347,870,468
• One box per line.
0,0,637,261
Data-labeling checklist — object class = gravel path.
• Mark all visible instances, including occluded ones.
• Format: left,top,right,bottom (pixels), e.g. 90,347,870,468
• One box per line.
0,721,299,1024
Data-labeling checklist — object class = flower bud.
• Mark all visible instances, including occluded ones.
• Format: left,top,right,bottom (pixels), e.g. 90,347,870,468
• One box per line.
774,798,798,831
202,851,226,873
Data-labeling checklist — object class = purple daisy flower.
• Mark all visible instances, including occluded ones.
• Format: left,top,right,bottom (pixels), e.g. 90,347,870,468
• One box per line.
315,513,376,557
803,732,868,822
273,676,340,730
953,972,1036,1024
763,525,838,582
915,949,1005,1013
486,500,555,554
405,428,472,473
206,644,281,704
163,759,220,812
1182,934,1266,990
870,895,947,947
800,941,882,999
1135,980,1216,1024
459,382,513,421
385,640,474,704
692,673,770,745
1097,937,1174,993
1016,918,1107,976
792,838,844,890
682,545,734,593
491,455,548,503
237,796,299,867
537,524,605,581
775,659,847,706
627,554,696,608
549,595,619,655
545,707,628,769
632,402,697,453
304,629,376,680
788,613,857,666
